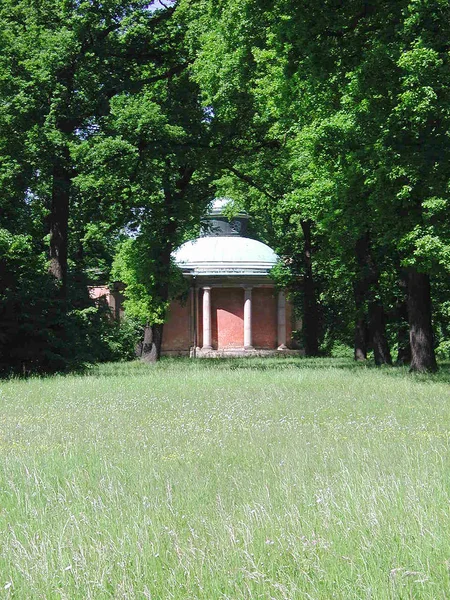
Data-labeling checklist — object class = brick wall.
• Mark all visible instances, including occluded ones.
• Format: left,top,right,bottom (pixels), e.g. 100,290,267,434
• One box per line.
161,299,191,352
212,288,244,348
252,288,278,349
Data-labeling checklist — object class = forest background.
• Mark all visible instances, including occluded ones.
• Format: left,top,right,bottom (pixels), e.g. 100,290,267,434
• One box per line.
1,0,450,375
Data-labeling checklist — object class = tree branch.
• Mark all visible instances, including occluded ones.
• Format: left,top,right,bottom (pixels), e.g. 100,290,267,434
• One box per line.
148,3,177,26
126,63,188,92
226,166,280,202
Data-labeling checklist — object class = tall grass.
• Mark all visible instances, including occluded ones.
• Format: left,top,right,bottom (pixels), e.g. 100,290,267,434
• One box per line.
0,358,449,598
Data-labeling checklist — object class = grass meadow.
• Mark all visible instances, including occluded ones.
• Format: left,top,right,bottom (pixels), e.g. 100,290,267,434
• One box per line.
1,357,450,599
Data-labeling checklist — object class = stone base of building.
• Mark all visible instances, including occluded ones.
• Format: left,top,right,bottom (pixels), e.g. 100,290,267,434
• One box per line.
161,348,305,358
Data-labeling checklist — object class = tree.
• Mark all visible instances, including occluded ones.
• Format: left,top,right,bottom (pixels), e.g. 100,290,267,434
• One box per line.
0,0,215,366
100,47,214,361
0,0,187,295
185,0,450,371
181,0,326,355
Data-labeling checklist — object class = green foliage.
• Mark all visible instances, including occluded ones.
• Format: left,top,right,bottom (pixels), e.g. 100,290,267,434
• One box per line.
2,0,450,370
112,234,190,326
0,229,59,374
329,341,354,359
268,262,293,290
94,315,142,362
436,341,450,360
0,227,132,375
111,237,170,325
0,0,213,369
185,0,450,360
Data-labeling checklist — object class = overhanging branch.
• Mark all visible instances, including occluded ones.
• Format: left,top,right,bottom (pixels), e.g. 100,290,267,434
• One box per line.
226,166,280,202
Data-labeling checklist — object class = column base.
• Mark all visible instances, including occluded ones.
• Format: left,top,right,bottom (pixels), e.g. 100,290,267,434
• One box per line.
277,344,288,351
191,347,304,358
202,345,213,350
244,345,254,351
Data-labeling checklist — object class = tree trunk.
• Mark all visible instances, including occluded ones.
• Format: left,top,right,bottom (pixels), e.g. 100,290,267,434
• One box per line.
142,323,164,363
395,271,411,364
138,167,194,363
48,59,77,299
354,317,368,361
300,220,319,356
49,146,71,298
396,303,411,365
353,232,391,365
139,265,169,363
368,301,392,365
138,199,175,363
353,233,370,361
407,268,437,372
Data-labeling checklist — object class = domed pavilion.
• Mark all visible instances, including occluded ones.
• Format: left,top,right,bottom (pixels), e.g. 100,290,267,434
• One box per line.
161,199,301,357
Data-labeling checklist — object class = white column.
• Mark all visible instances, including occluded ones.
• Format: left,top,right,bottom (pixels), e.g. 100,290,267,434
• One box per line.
244,287,253,350
195,286,201,351
202,287,212,349
189,286,195,348
277,290,287,350
189,286,198,357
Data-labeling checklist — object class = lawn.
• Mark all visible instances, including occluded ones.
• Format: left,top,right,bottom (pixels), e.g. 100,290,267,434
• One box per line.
0,358,450,599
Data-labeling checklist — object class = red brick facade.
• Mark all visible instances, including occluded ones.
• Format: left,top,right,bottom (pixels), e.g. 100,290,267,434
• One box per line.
213,288,244,348
252,288,278,349
162,287,295,354
90,284,298,355
161,299,191,353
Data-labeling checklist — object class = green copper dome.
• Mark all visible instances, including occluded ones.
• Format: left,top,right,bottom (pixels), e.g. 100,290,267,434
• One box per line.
173,198,279,277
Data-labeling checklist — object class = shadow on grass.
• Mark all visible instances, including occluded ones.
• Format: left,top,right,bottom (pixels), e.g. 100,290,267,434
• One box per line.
89,356,450,385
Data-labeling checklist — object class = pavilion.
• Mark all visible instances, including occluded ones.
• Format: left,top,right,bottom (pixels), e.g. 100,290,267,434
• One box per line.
161,199,302,357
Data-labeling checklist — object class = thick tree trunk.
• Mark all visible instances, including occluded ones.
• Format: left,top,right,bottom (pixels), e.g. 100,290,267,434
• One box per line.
49,147,71,297
395,270,411,364
142,323,164,363
354,317,368,361
138,167,195,363
300,220,319,356
140,268,170,364
407,268,437,372
368,301,392,365
353,233,370,361
396,304,411,365
48,59,77,298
